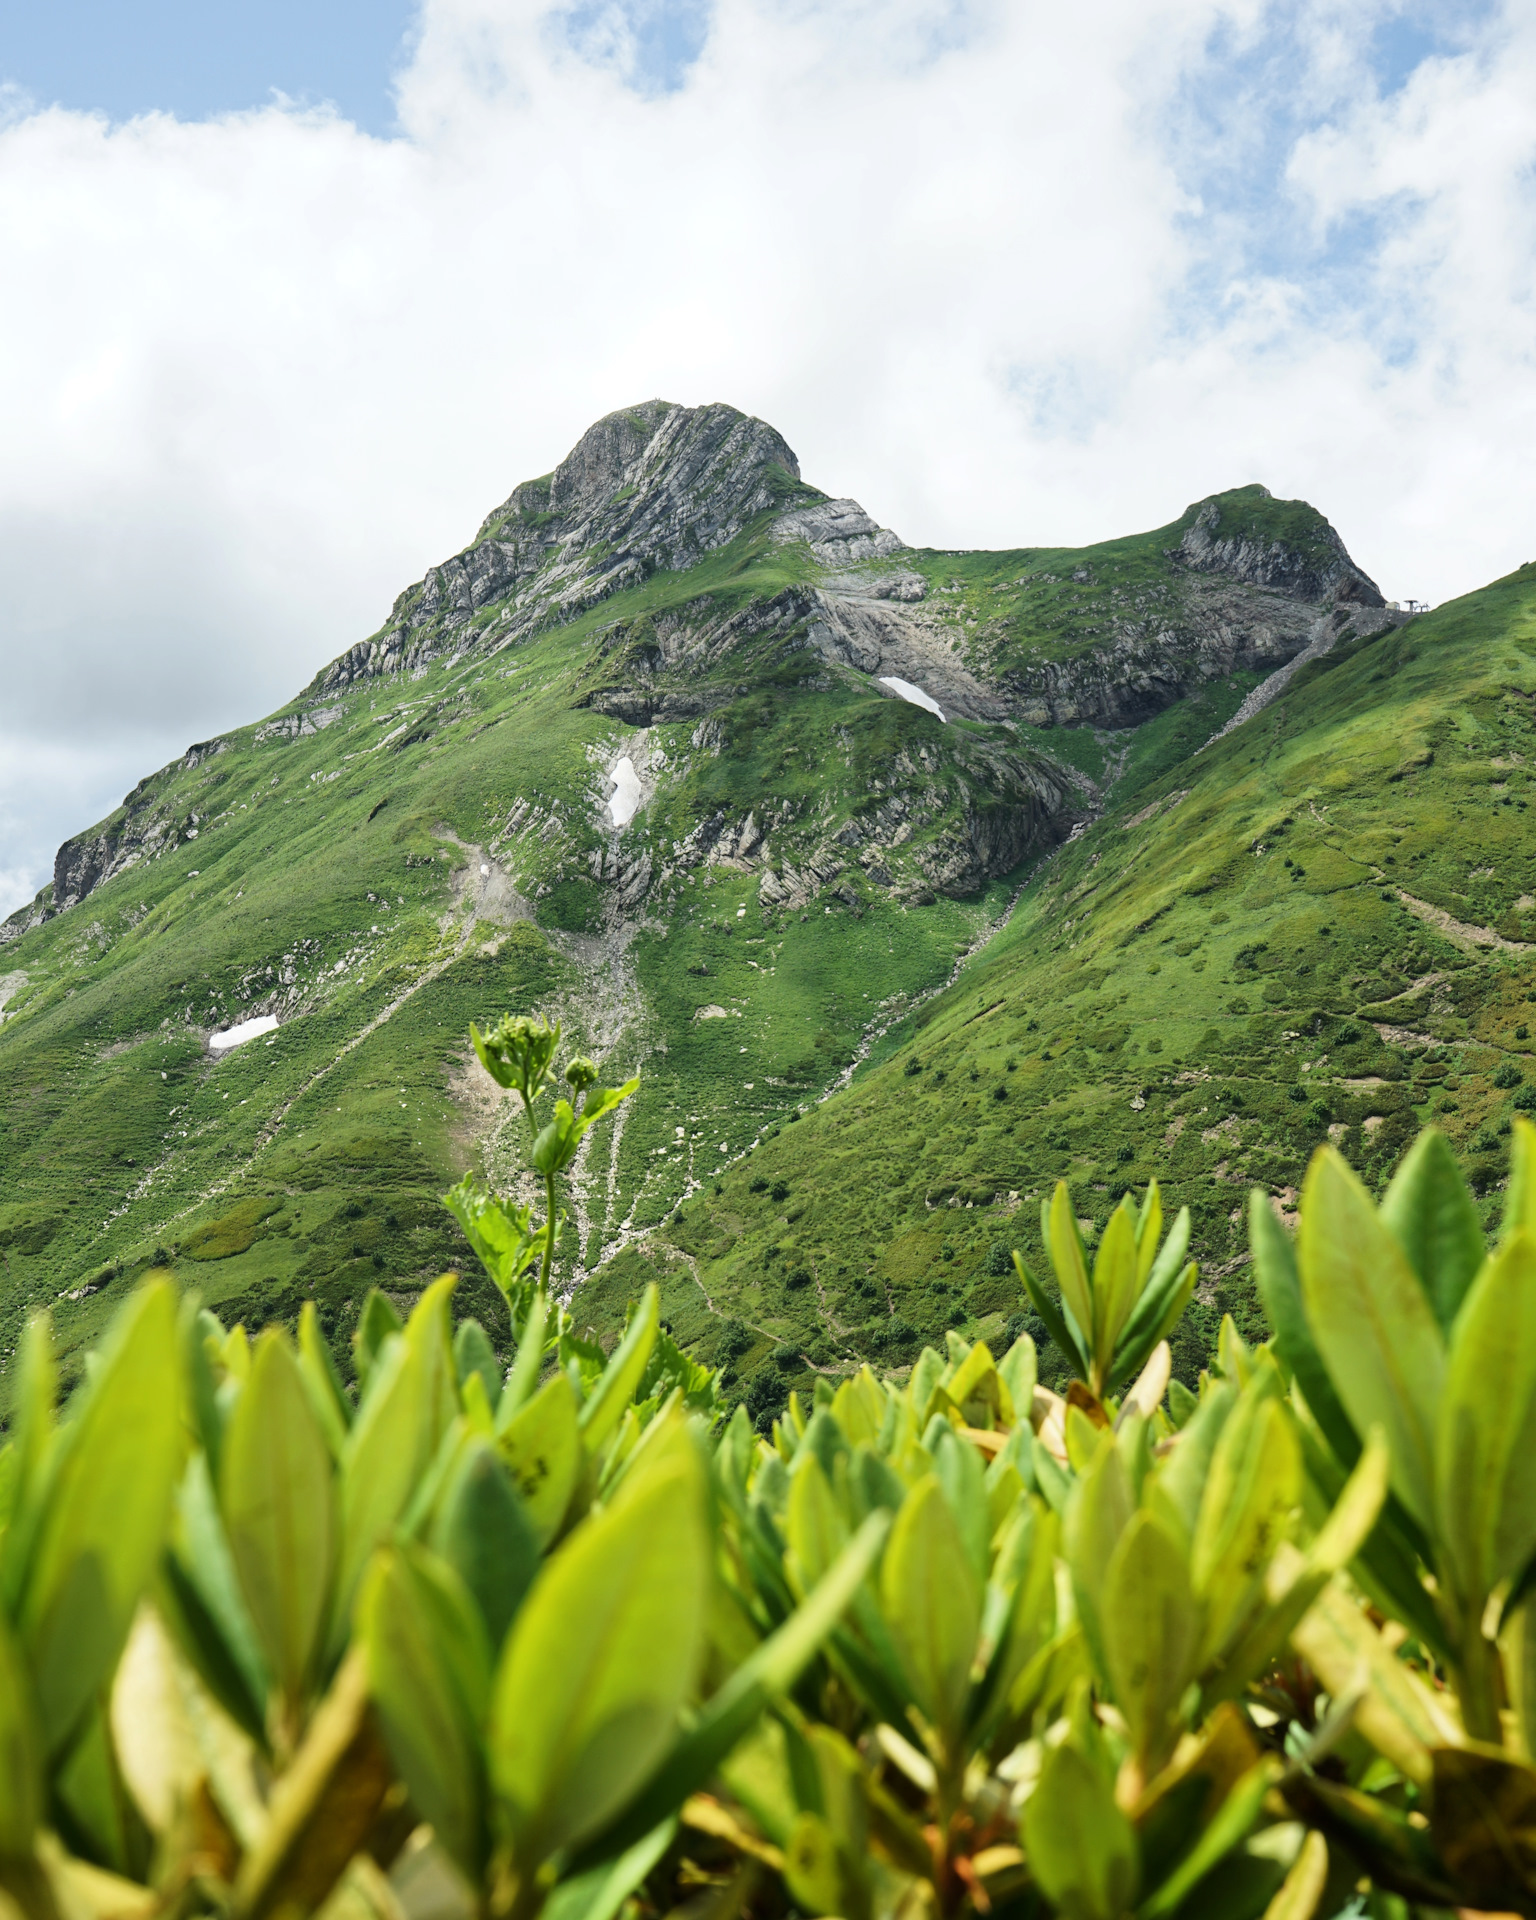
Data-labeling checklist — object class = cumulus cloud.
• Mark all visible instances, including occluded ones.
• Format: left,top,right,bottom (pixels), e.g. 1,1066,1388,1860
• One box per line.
1,0,1534,917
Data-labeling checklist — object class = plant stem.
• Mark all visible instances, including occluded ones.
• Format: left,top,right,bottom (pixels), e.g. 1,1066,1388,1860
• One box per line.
538,1171,557,1291
1457,1624,1504,1745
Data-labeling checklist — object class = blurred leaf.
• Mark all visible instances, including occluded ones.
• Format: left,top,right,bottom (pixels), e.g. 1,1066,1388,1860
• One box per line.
1437,1228,1536,1616
359,1545,488,1881
1046,1183,1095,1349
1102,1510,1197,1775
232,1648,394,1920
1092,1201,1141,1378
879,1475,980,1746
498,1371,582,1547
0,1603,41,1852
1430,1742,1536,1909
428,1433,540,1651
19,1280,182,1755
1023,1736,1139,1920
1260,1831,1328,1920
298,1302,351,1459
1249,1194,1360,1473
336,1276,459,1645
579,1285,660,1452
222,1329,336,1707
1381,1127,1485,1329
1298,1147,1444,1529
489,1433,709,1865
1138,1760,1278,1919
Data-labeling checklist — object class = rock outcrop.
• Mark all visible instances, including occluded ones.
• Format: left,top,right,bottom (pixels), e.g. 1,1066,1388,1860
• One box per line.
316,401,813,691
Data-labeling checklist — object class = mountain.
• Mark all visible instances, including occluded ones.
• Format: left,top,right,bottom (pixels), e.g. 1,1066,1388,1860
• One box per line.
1,397,1483,1406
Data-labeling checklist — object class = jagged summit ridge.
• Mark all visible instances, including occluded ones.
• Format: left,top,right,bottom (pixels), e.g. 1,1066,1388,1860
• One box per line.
319,401,815,690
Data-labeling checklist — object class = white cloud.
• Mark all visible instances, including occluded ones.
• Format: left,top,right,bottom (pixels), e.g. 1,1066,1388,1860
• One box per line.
1,0,1534,919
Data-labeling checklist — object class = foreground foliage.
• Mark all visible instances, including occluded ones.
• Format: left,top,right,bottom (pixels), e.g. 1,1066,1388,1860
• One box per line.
5,1023,1536,1920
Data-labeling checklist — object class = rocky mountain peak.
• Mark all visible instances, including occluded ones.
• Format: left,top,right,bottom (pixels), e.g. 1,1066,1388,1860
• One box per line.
320,400,812,690
1176,486,1383,606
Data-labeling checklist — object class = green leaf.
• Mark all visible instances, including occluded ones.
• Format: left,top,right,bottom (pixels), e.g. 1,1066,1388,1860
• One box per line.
443,1174,542,1309
542,1817,678,1920
429,1433,541,1651
1066,1435,1133,1681
488,1432,710,1865
1137,1761,1277,1919
1503,1116,1536,1244
1015,1252,1089,1378
352,1288,403,1399
222,1329,337,1705
1023,1737,1139,1920
578,1284,660,1452
573,1510,890,1867
19,1279,182,1754
498,1370,583,1546
786,1454,850,1598
1102,1510,1198,1773
879,1476,981,1744
0,1313,58,1619
335,1276,459,1649
1381,1127,1486,1329
1111,1262,1197,1391
1436,1227,1536,1614
1298,1146,1444,1529
1249,1192,1360,1472
1092,1200,1141,1375
454,1319,502,1406
1191,1391,1299,1664
359,1545,488,1881
297,1302,351,1458
0,1604,42,1852
160,1452,270,1741
1045,1183,1095,1349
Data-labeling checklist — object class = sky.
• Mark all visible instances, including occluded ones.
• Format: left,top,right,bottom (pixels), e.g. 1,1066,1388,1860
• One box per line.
1,0,1533,919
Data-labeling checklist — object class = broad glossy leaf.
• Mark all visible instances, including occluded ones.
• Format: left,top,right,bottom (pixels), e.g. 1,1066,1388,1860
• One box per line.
222,1329,336,1704
352,1289,403,1399
879,1475,980,1743
1022,1738,1139,1920
359,1546,488,1880
488,1440,709,1864
1262,1830,1329,1920
19,1280,182,1753
1436,1227,1536,1612
1381,1127,1485,1328
931,1423,989,1584
498,1370,582,1545
1299,1147,1444,1528
1102,1510,1197,1772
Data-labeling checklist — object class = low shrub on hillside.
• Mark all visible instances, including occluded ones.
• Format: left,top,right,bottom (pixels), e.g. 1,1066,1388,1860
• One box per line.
4,1019,1536,1920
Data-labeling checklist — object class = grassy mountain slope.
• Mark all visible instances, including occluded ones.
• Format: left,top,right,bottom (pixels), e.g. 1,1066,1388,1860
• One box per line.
578,562,1536,1419
0,401,1397,1397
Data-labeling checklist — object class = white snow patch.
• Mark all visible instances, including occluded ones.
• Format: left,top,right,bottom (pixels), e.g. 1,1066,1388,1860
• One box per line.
607,755,642,826
879,675,946,721
209,1014,279,1053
